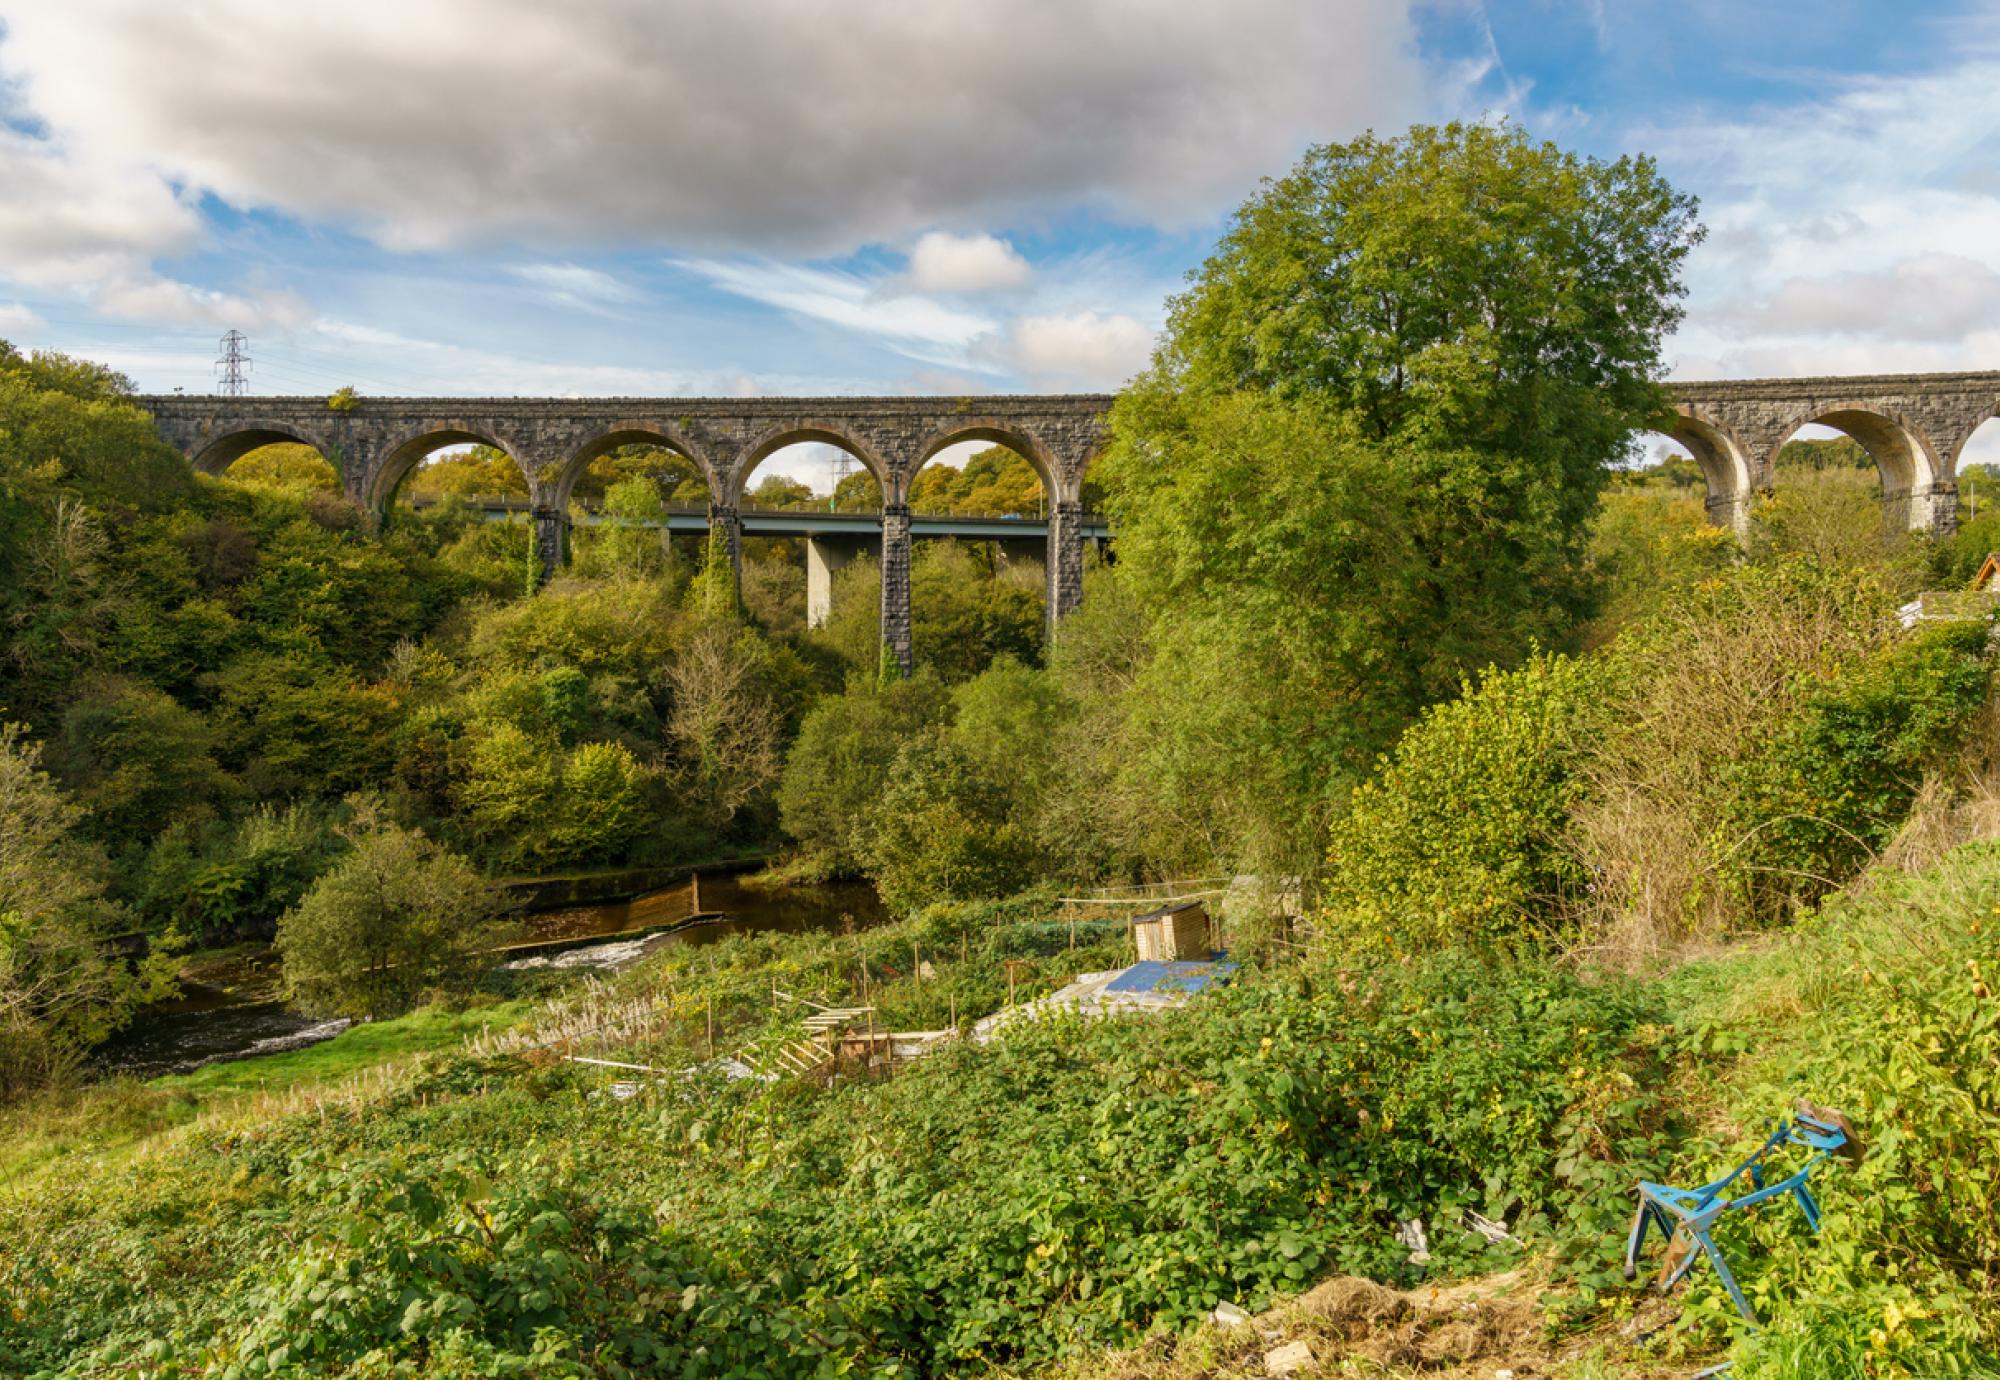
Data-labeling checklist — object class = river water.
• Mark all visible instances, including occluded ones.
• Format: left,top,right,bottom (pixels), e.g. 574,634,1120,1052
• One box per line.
94,872,886,1080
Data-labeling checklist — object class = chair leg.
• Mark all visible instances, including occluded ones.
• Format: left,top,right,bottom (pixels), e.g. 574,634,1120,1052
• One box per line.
1624,1199,1652,1282
1697,1229,1757,1324
1792,1182,1822,1233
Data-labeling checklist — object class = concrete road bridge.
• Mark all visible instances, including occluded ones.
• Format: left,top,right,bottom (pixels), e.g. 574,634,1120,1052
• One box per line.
408,495,1112,630
137,371,2000,668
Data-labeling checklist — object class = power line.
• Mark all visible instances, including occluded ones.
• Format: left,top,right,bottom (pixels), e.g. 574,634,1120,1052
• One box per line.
215,330,251,396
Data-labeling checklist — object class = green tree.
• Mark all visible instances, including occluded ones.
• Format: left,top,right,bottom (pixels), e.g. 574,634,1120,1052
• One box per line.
1097,122,1701,880
275,809,502,1018
667,621,785,832
863,729,1039,913
777,673,950,874
0,724,176,1097
745,473,816,509
221,443,340,494
910,541,1045,682
908,447,1043,516
400,444,528,499
52,678,236,845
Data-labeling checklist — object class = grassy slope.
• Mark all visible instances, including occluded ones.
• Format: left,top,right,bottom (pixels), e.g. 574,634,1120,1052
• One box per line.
2,863,1997,1377
0,1001,536,1185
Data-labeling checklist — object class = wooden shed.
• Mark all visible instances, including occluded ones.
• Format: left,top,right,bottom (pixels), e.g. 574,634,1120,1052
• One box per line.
1130,900,1213,962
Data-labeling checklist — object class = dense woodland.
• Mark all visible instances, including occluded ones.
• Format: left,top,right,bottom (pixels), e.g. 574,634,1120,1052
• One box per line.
7,123,2000,1377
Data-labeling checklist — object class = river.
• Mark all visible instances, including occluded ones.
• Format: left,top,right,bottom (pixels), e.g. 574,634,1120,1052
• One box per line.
94,872,887,1080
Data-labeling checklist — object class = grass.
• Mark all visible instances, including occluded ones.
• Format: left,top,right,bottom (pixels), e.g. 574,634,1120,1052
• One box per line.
0,997,537,1187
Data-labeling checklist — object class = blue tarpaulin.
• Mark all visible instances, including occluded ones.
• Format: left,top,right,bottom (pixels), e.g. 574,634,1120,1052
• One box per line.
1102,959,1238,997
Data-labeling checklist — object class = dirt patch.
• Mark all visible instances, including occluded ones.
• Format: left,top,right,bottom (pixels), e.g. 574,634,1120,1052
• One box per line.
1058,1268,1706,1379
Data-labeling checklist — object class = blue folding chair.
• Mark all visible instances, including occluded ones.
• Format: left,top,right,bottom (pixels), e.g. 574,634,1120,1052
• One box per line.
1624,1101,1862,1375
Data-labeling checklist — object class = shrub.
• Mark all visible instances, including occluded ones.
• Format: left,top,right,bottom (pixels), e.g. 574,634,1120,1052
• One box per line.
1718,621,1993,922
276,811,503,1017
1323,652,1613,952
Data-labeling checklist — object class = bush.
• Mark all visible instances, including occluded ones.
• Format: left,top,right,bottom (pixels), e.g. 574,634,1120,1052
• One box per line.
1719,621,1993,922
276,811,503,1018
864,729,1040,913
1323,652,1612,952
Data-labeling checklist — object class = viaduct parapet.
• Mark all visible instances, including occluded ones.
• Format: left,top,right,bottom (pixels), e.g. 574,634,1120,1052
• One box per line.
137,372,2000,666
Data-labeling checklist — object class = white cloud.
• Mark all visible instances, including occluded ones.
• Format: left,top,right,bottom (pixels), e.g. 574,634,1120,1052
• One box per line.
678,258,994,358
1642,49,2000,377
93,278,313,332
0,112,312,330
0,0,1425,257
1713,254,2000,345
972,311,1153,390
904,232,1032,294
508,263,637,309
0,302,43,334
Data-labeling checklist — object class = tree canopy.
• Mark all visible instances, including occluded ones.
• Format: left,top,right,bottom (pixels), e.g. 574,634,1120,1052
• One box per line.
1093,123,1703,879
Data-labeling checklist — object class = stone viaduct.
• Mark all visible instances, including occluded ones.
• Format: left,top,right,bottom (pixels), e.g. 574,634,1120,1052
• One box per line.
1659,370,2000,536
137,370,2000,667
138,393,1108,673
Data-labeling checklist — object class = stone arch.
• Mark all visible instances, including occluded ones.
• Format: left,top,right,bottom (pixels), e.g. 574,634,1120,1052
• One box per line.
188,420,337,478
1768,403,1943,495
549,420,714,510
1664,408,1753,498
368,422,533,512
1766,403,1947,533
909,421,1062,506
729,423,889,506
1947,398,2000,478
1660,407,1755,533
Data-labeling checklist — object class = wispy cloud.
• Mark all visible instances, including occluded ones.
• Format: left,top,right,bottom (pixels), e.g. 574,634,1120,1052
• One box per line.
675,258,996,363
507,263,637,311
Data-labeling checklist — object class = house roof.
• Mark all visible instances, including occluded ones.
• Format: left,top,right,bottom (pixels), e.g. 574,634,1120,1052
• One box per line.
1128,899,1207,927
1973,552,2000,591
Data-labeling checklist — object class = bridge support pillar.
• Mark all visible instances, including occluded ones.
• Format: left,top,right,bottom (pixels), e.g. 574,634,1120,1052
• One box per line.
705,504,743,610
530,507,569,586
880,504,913,676
1909,481,1959,537
1047,500,1085,630
805,536,855,630
1704,491,1754,546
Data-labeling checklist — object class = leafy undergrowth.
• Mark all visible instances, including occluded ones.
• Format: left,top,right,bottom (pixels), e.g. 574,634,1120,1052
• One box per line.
5,857,2000,1376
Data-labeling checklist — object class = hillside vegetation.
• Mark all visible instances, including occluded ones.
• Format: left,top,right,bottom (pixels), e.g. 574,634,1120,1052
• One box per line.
5,122,2000,1377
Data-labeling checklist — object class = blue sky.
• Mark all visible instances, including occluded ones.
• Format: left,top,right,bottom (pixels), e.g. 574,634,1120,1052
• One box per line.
5,1,2000,480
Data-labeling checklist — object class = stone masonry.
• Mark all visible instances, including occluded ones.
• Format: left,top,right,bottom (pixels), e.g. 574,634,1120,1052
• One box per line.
139,394,1109,673
138,372,2000,666
1665,371,2000,538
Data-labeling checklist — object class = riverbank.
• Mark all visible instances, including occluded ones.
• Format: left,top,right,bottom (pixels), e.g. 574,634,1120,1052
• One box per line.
90,868,890,1082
